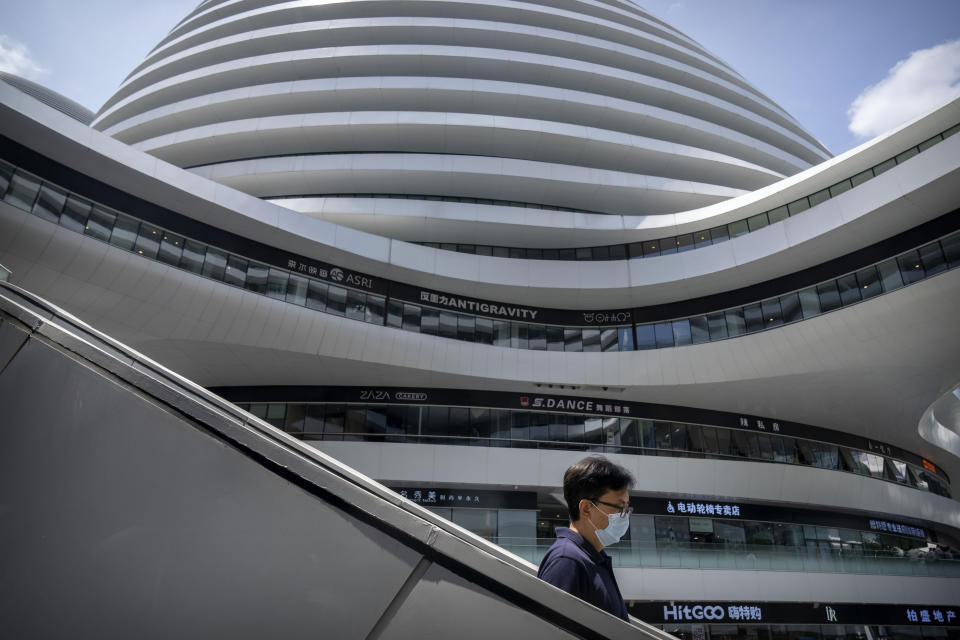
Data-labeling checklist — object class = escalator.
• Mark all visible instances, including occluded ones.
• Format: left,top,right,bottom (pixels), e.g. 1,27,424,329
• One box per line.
0,281,669,640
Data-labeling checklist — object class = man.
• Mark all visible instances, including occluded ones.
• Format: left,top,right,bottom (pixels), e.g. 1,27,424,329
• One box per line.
537,455,633,621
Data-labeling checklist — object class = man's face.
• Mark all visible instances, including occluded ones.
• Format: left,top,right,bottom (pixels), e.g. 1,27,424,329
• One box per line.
585,487,630,528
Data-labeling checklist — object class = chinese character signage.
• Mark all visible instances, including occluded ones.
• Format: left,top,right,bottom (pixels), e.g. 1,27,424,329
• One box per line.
634,602,959,626
869,519,926,539
388,487,537,510
667,500,741,517
519,395,631,416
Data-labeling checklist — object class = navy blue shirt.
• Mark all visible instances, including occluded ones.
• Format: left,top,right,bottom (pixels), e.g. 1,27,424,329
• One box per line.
537,527,629,621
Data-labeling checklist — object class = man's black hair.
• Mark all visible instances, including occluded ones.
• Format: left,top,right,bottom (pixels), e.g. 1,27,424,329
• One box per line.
563,455,634,521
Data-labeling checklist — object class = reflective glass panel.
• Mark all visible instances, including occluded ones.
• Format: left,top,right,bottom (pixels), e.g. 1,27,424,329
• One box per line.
327,285,347,315
59,195,90,233
779,292,802,323
286,274,308,306
476,317,494,344
877,259,903,291
385,299,402,326
402,303,422,332
808,189,830,207
671,319,691,346
787,198,810,215
134,223,162,259
109,213,140,251
768,206,788,223
224,255,248,287
458,315,476,342
816,281,841,312
420,307,439,335
267,268,288,301
529,324,547,350
918,242,946,275
856,265,881,300
724,308,746,336
200,247,227,280
84,206,116,242
896,250,924,284
798,286,821,318
563,328,582,352
836,273,861,306
547,325,564,351
179,239,206,274
747,213,768,231
829,179,852,197
158,233,184,267
707,312,727,339
616,327,633,351
511,323,528,350
345,288,365,320
743,303,763,332
582,328,601,352
3,170,41,211
636,324,656,350
439,311,458,339
245,262,268,294
32,184,66,223
689,316,709,344
941,231,960,267
761,297,782,327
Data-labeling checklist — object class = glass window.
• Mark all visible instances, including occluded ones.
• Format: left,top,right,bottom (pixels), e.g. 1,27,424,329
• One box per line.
286,274,308,306
747,212,768,232
200,247,227,280
779,292,802,323
386,299,403,327
895,147,919,164
591,246,610,260
836,273,861,306
817,281,841,312
327,285,347,315
133,223,161,259
109,213,140,251
511,323,529,349
856,265,881,300
829,179,852,198
877,259,903,292
872,157,897,176
307,281,329,312
267,268,289,301
546,325,564,351
768,206,788,223
654,322,674,348
808,189,830,207
84,206,116,242
918,241,947,276
798,286,821,318
941,231,960,267
850,168,873,187
244,262,268,294
476,317,493,344
362,294,384,325
627,242,644,259
3,170,41,211
710,226,730,244
918,134,943,152
707,312,727,339
672,319,691,346
402,303,422,332
675,234,694,253
563,328,582,352
32,184,67,223
642,240,662,256
689,316,709,344
728,219,748,238
0,160,13,197
694,230,712,248
636,324,656,350
345,288,366,320
787,197,810,215
616,327,633,351
529,324,547,350
743,303,763,333
493,321,510,347
724,308,746,336
439,311,458,339
659,237,677,255
224,255,248,287
761,297,782,327
458,314,476,342
609,244,627,260
179,239,206,274
896,250,925,284
158,232,184,267
582,328,601,352
419,306,438,335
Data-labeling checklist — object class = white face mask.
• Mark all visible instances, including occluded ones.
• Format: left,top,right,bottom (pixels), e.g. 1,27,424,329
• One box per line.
589,502,631,547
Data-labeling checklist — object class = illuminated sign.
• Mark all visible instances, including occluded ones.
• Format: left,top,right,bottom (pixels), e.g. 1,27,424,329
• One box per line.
906,608,956,624
662,604,762,622
519,396,631,415
922,459,937,473
869,519,925,539
667,501,741,517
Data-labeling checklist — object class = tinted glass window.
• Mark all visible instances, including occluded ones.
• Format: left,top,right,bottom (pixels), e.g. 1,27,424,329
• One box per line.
345,288,365,320
829,179,852,198
728,219,748,238
779,293,802,323
327,285,347,315
200,247,227,280
476,317,494,344
224,255,248,287
689,316,709,343
385,299,402,327
761,298,782,327
134,223,162,259
600,328,617,352
941,232,960,267
60,195,91,233
546,325,564,351
808,189,830,207
439,311,458,339
896,250,924,284
528,324,546,350
307,281,329,312
420,307,439,335
267,269,288,301
707,312,727,339
918,242,946,275
402,304,422,332
636,324,656,350
877,259,903,292
286,274,308,306
856,265,881,299
563,328,581,352
798,286,821,318
710,226,729,243
109,214,140,251
180,239,206,274
32,184,66,223
582,329,601,352
787,198,810,215
767,206,788,223
84,206,116,242
3,170,41,211
743,303,763,332
724,308,746,336
245,262,268,294
158,232,184,267
836,273,861,306
671,319,691,346
817,281,841,312
747,213,768,232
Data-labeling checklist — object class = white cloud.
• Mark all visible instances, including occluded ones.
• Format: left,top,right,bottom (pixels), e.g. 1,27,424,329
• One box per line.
848,39,960,138
0,34,47,80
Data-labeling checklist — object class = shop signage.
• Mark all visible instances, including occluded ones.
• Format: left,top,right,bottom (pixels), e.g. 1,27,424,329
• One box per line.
869,519,925,538
519,396,631,415
738,417,781,433
633,602,959,626
906,608,957,624
285,257,377,291
418,290,539,320
667,501,741,517
662,604,762,622
388,487,537,510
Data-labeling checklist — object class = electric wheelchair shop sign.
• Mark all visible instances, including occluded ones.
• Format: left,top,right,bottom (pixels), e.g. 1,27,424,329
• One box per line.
662,604,763,622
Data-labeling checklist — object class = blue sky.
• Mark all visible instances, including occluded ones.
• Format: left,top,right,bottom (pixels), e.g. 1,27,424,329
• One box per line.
1,0,958,155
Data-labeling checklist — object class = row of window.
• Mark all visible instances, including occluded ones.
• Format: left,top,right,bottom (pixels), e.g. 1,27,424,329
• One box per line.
270,192,595,214
2,156,958,355
240,402,951,498
411,123,960,261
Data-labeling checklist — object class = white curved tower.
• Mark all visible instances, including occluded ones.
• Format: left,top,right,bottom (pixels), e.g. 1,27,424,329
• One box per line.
93,0,830,244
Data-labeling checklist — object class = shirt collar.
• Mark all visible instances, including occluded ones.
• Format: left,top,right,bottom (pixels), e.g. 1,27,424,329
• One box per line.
555,526,609,562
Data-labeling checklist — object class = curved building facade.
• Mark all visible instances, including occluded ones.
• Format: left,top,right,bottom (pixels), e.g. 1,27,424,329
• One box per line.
1,1,960,638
